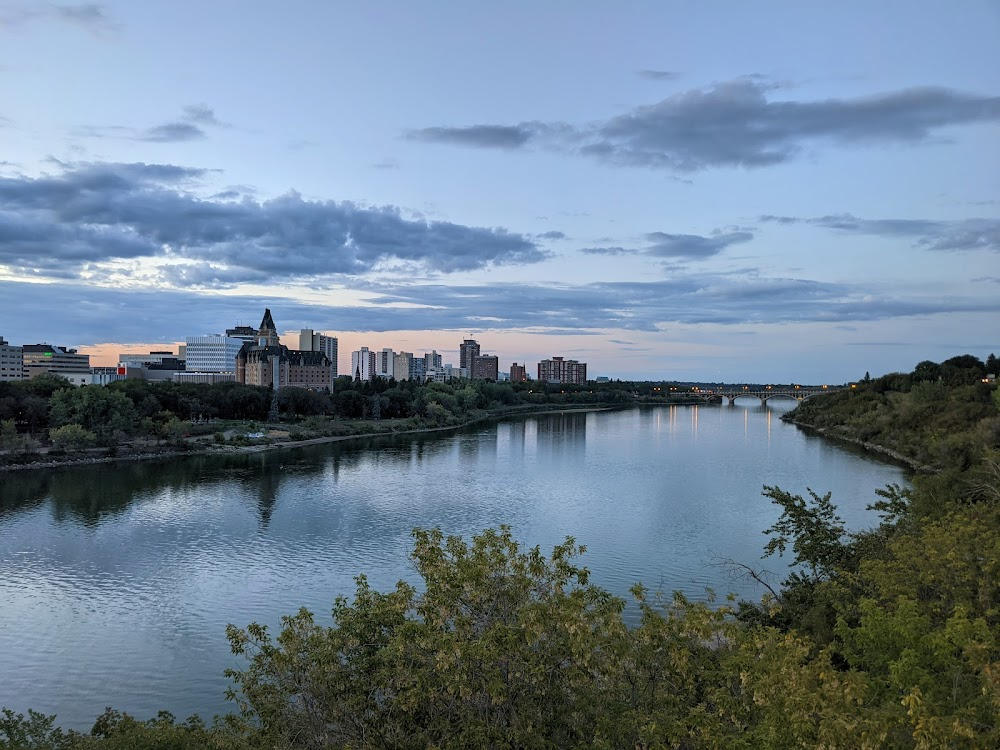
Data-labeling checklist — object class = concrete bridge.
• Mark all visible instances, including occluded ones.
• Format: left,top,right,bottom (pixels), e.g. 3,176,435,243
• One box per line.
717,386,839,405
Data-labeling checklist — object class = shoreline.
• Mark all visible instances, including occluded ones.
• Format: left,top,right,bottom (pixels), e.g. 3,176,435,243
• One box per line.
780,414,938,473
0,405,615,473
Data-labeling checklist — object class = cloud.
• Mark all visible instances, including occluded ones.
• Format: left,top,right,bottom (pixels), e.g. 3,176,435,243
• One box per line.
0,161,545,281
373,158,399,170
580,246,635,256
405,124,536,149
79,104,226,143
407,79,1000,171
0,3,116,34
140,122,206,143
644,230,753,259
761,213,1000,252
637,70,679,80
537,230,566,240
2,262,994,347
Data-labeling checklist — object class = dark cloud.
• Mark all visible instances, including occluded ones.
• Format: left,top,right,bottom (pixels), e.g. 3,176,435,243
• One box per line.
972,276,1000,283
0,161,544,281
637,70,679,81
405,124,535,149
408,79,1000,171
141,122,206,143
761,213,1000,252
644,231,753,259
537,230,566,240
1,265,993,346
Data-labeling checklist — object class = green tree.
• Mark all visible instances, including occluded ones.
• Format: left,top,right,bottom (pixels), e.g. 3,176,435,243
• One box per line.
49,424,98,451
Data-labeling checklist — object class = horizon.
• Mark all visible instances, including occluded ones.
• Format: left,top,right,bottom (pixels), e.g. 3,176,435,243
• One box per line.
2,2,998,382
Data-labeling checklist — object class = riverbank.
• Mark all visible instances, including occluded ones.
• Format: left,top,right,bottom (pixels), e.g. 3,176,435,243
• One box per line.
0,404,614,473
780,413,937,473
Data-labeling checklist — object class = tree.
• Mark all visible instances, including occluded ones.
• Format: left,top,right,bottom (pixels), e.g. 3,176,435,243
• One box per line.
49,424,98,451
761,486,848,582
226,528,628,749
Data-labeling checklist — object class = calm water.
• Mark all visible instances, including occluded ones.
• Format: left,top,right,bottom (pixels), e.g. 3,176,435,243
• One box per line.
0,403,908,728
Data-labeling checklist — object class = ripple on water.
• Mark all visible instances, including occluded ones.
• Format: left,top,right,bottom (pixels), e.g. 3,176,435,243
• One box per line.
0,407,909,729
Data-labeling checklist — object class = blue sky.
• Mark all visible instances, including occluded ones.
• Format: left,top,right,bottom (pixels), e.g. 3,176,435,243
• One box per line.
1,1,998,382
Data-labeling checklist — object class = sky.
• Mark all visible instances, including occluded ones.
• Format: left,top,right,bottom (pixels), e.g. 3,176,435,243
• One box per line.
1,1,998,383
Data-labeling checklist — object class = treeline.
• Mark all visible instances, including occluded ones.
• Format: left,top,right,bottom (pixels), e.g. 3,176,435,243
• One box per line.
2,357,998,748
785,353,1000,473
0,375,644,455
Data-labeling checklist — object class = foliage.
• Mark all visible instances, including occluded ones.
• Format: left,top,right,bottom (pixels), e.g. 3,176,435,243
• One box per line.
48,424,98,451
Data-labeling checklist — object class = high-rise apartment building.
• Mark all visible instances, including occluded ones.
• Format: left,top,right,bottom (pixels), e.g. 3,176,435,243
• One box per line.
459,339,480,374
0,336,24,381
472,354,499,381
299,329,339,378
510,362,527,383
423,350,442,371
377,348,395,379
409,357,426,382
351,347,376,381
393,351,413,381
538,356,587,385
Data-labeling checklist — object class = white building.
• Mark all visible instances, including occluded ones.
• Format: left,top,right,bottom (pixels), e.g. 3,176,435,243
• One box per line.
377,348,395,379
299,329,339,378
0,336,24,381
184,335,244,373
351,347,376,381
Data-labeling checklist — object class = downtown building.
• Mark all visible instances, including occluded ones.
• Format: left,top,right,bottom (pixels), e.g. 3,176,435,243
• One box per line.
509,362,527,383
299,329,339,379
236,309,332,390
459,339,480,376
0,336,24,381
21,344,91,385
351,347,376,381
538,356,588,385
471,354,499,381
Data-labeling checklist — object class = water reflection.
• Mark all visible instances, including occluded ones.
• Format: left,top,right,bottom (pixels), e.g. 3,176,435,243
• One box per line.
0,406,911,729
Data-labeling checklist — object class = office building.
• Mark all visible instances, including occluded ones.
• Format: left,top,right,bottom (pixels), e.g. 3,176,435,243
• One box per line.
409,357,426,382
538,356,587,385
185,335,244,373
22,344,91,380
0,336,24,381
299,329,339,378
226,325,259,346
471,354,499,381
118,351,183,368
510,363,527,383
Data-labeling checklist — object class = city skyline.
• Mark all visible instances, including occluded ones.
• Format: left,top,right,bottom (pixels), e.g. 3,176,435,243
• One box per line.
1,2,998,382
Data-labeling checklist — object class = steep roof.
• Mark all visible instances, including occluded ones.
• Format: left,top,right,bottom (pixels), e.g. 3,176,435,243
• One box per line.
258,308,277,332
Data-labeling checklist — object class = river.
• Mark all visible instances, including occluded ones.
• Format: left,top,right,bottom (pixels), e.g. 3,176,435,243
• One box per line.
0,402,909,729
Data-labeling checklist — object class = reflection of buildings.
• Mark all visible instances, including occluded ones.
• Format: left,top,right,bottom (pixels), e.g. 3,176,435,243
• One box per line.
237,309,332,390
538,356,587,385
